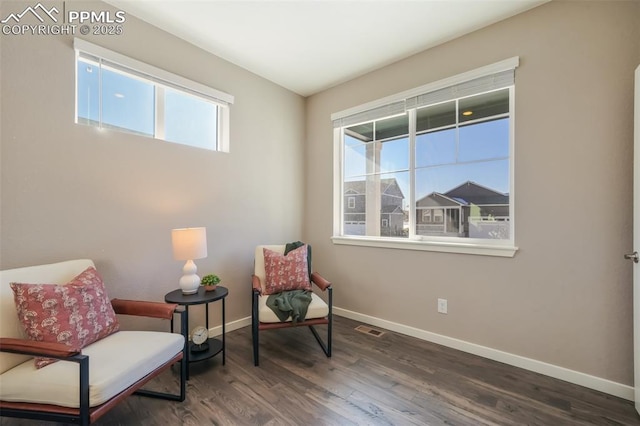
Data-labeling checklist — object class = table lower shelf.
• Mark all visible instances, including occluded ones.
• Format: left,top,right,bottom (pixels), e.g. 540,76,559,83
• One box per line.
188,337,223,363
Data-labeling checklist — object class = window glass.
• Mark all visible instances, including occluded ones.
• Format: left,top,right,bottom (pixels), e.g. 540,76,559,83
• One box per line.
416,128,456,167
344,133,368,178
458,118,509,163
375,114,408,140
101,67,155,136
76,59,99,125
417,101,455,132
339,89,511,242
459,89,509,123
414,157,509,239
343,171,408,238
379,137,409,173
75,48,230,152
334,61,517,254
346,122,373,142
165,89,218,150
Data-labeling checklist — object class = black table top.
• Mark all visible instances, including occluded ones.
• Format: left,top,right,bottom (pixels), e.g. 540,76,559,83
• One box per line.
164,286,228,305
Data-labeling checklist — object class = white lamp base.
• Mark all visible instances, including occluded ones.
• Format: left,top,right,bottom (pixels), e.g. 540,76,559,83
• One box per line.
179,259,201,294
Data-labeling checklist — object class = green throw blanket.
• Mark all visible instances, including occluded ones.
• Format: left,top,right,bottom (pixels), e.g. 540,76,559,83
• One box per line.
266,290,312,324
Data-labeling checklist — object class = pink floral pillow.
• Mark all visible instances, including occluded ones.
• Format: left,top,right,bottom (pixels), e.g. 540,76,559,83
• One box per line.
10,266,120,368
263,245,312,295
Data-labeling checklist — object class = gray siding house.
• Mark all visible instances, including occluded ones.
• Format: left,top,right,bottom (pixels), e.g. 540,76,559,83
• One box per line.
416,181,510,239
344,178,405,236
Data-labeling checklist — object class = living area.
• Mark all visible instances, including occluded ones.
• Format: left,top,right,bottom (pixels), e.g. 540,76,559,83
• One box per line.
1,0,640,424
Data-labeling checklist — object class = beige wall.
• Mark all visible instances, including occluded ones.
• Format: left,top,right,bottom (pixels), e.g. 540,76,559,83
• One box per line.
305,1,640,385
0,1,306,326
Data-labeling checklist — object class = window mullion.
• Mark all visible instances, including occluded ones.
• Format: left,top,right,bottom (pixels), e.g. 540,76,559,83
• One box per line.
365,122,380,236
155,85,165,140
98,59,103,129
408,108,416,240
455,99,460,163
334,127,345,237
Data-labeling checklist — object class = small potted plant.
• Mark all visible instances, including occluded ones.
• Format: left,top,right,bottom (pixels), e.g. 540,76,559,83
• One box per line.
201,274,221,291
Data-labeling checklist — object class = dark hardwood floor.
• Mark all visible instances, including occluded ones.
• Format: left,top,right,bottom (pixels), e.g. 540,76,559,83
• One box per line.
1,316,638,425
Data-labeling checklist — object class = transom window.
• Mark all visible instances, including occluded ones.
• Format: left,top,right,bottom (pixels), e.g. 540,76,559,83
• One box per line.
74,39,233,152
332,58,518,257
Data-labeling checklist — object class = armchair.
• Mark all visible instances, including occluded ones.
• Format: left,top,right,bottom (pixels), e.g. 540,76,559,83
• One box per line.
252,245,333,366
0,259,187,426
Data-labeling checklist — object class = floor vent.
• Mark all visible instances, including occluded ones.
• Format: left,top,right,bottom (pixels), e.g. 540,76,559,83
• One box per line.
355,325,386,337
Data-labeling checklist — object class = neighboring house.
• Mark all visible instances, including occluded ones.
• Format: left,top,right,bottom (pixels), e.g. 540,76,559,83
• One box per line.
416,181,510,238
415,192,467,237
344,178,405,236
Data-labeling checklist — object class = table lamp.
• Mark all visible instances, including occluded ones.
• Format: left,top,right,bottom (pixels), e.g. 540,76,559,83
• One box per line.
171,227,208,294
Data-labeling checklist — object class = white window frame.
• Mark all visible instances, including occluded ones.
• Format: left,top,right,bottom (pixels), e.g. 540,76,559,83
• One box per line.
348,197,356,209
331,58,519,257
74,38,234,152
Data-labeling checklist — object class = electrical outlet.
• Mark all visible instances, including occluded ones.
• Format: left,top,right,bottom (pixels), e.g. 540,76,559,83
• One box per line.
437,298,448,314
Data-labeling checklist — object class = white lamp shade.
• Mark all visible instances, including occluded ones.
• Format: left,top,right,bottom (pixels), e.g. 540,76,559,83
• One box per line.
172,227,208,261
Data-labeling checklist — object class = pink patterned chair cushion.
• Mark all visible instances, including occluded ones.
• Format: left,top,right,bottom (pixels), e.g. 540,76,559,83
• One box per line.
10,266,120,368
263,245,312,295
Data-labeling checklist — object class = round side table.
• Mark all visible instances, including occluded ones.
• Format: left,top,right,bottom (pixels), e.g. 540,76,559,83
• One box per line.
165,286,228,379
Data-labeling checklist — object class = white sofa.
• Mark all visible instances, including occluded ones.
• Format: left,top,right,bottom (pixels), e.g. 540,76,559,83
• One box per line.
0,259,186,425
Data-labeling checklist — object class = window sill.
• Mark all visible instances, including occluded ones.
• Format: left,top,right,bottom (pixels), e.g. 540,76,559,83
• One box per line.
331,236,518,257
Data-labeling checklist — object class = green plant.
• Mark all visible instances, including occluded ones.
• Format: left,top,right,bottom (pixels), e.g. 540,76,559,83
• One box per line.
201,274,221,286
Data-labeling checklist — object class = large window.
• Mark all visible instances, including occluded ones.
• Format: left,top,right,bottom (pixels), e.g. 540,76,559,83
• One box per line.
332,58,518,257
74,39,233,151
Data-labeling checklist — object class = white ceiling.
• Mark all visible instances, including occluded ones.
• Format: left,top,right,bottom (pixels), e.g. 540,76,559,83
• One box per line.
104,0,547,97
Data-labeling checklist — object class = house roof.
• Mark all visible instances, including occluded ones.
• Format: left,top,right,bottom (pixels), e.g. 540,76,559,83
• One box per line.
416,181,509,207
444,181,509,205
344,178,405,199
416,192,466,208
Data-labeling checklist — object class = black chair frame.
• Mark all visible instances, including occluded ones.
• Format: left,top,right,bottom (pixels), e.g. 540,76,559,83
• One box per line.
252,276,332,366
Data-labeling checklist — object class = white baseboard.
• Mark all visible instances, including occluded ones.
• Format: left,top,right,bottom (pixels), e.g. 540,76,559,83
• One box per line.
210,310,634,401
334,307,634,401
208,316,251,338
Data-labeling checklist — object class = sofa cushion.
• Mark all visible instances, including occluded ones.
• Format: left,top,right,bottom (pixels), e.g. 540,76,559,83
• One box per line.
263,245,312,295
0,259,95,375
0,330,184,408
258,292,328,323
10,266,120,368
